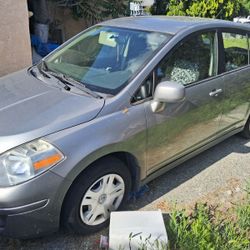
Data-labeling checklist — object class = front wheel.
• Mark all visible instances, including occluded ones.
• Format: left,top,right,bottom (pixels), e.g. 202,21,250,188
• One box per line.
62,157,131,234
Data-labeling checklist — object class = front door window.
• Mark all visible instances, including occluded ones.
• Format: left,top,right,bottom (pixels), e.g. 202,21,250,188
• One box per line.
156,32,217,86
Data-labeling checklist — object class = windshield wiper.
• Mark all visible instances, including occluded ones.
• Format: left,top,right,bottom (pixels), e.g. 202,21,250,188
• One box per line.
39,60,71,91
60,74,102,99
39,60,53,78
40,60,101,98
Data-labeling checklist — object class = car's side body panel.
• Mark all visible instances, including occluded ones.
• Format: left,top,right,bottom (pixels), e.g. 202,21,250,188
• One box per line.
141,125,243,186
46,93,147,181
145,76,225,174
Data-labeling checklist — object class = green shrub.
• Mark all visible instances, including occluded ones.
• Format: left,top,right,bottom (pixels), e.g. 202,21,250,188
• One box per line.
121,182,250,250
166,201,250,250
236,182,250,232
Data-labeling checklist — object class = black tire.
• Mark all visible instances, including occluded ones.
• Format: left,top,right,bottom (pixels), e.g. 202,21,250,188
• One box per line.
241,117,250,139
62,157,131,235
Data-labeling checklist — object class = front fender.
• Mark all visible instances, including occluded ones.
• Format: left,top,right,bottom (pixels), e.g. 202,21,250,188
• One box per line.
45,103,147,183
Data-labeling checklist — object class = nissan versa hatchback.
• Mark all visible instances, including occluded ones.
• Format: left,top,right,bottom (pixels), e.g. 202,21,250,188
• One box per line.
0,16,250,238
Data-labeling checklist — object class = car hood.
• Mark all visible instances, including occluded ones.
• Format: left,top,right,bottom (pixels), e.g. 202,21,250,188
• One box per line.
0,69,105,154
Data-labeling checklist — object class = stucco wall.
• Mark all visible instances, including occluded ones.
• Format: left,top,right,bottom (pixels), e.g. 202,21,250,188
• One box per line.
0,0,32,77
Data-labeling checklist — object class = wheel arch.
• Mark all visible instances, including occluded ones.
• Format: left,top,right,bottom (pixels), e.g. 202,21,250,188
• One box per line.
70,151,141,191
59,151,141,226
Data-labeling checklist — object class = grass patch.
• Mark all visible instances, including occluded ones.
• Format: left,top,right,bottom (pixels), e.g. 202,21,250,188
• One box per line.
166,183,250,250
236,184,250,232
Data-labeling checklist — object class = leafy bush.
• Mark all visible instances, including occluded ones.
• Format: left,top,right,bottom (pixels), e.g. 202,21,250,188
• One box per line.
119,183,249,249
166,200,250,249
51,0,128,24
236,183,250,231
166,0,243,20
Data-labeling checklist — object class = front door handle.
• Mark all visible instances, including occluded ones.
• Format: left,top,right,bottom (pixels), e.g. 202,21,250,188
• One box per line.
209,89,223,97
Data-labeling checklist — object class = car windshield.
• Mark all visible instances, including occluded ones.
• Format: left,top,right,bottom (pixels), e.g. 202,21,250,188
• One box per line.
44,26,171,95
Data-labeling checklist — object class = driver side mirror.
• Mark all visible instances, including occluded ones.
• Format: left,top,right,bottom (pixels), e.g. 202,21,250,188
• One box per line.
151,81,185,113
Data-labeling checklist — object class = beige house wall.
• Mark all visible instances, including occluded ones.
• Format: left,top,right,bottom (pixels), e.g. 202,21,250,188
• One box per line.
0,0,32,77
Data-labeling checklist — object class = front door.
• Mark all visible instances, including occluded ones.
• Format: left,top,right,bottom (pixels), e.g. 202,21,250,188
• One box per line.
143,31,225,173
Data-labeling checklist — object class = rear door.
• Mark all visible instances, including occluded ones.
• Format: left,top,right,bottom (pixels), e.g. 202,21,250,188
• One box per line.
218,30,250,132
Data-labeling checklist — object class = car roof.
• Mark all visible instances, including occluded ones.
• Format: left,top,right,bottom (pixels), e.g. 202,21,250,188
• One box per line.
100,16,250,35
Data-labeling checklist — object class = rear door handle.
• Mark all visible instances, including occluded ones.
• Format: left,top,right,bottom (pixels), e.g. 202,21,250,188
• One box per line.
209,89,223,97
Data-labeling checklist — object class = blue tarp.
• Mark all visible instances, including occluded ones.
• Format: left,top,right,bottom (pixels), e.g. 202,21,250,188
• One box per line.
31,35,59,57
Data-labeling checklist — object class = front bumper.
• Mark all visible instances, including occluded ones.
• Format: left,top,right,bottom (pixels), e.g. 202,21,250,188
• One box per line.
0,199,52,238
0,170,71,239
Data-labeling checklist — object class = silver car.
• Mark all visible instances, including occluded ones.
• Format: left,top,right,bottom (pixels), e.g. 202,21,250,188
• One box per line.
0,16,250,238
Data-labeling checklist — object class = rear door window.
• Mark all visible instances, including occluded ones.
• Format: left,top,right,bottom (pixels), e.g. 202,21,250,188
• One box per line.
222,32,249,72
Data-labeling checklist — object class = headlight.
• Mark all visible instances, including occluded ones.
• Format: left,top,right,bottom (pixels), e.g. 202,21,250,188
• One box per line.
0,139,64,187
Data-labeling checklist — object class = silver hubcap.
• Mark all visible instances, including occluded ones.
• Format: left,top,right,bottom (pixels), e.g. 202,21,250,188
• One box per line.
80,174,125,226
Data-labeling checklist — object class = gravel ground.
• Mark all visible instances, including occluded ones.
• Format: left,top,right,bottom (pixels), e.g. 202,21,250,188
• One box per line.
0,135,250,250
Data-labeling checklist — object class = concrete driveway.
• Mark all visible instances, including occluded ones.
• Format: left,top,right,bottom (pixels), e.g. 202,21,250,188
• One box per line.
0,135,250,249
